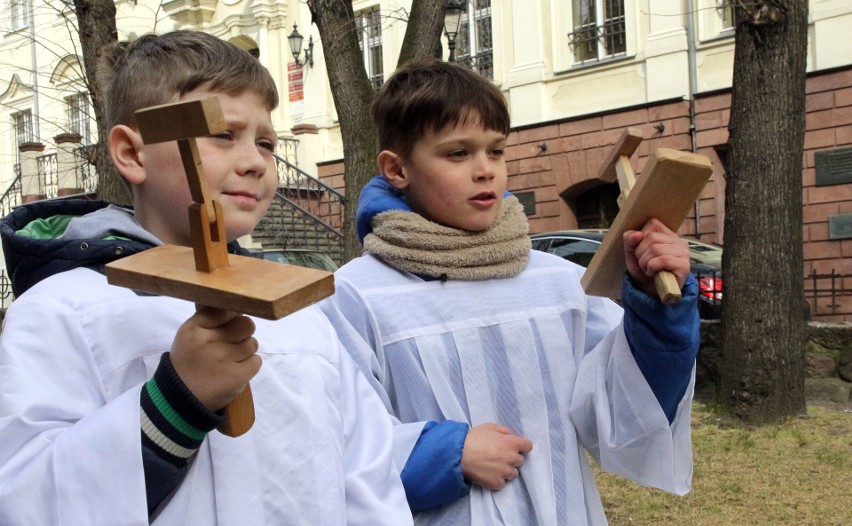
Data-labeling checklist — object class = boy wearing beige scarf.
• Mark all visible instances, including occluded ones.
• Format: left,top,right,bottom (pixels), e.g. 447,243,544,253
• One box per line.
320,57,700,526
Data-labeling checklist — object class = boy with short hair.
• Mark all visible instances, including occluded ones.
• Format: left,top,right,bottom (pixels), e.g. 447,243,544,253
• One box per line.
320,57,699,525
0,31,412,525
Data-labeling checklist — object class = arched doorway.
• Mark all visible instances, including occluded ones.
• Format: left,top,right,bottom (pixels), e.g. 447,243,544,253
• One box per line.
562,181,620,229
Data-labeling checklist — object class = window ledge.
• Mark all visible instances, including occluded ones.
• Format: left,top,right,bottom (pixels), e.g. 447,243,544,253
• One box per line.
553,53,636,77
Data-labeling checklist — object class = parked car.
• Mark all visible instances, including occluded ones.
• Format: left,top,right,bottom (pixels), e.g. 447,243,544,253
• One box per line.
255,248,339,272
529,230,723,319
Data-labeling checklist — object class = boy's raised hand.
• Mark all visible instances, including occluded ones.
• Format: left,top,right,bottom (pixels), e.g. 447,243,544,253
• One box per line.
170,306,262,412
623,218,691,299
461,423,533,491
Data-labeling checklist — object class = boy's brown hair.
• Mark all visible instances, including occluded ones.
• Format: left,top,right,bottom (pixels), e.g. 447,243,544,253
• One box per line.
99,30,279,130
371,56,509,159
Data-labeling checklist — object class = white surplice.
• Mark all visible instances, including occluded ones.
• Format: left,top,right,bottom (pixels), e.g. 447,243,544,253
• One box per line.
321,251,693,526
0,267,412,526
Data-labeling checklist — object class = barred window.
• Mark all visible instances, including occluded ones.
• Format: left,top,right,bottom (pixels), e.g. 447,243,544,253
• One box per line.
355,9,383,90
456,0,493,80
65,93,91,143
12,109,33,145
568,0,626,64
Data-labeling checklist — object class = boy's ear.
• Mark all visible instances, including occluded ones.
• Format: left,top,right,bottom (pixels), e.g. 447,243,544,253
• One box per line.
108,124,146,185
377,150,409,190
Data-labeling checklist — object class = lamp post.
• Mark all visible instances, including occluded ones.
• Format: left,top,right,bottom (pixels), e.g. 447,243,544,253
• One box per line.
287,23,314,67
443,0,465,62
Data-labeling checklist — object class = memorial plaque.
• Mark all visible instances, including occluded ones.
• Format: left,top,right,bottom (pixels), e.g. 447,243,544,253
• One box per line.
828,213,852,240
815,147,852,186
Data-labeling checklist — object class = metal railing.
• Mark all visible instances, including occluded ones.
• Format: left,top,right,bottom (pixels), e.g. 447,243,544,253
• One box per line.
37,153,58,199
75,144,98,193
276,137,299,166
805,269,852,316
0,169,22,218
457,50,493,80
568,16,626,63
0,269,13,309
254,152,345,263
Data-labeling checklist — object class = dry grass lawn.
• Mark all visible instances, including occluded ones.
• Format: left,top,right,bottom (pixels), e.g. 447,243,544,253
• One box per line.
595,400,852,525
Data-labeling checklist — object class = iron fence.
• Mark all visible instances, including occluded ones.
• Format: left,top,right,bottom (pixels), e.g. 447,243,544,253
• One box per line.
37,153,58,199
805,269,852,316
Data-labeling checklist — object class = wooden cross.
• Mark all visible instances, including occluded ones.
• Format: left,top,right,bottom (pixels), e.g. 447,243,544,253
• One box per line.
105,97,335,437
580,127,713,304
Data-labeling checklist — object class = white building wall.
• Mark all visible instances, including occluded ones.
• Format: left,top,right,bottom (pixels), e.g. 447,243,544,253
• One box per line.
1,0,850,200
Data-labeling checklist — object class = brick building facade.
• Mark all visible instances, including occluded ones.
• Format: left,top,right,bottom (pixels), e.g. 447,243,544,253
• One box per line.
319,65,852,322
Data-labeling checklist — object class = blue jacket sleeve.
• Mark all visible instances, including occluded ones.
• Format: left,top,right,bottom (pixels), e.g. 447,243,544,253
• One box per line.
401,420,471,513
621,273,700,424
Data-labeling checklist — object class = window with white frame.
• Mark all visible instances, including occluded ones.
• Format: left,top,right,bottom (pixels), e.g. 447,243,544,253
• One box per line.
355,9,383,89
10,0,31,31
456,0,493,80
717,1,735,31
12,109,33,145
65,92,91,144
568,0,626,64
697,0,736,40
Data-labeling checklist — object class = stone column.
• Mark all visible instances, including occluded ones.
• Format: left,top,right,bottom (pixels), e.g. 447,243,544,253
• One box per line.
55,133,83,196
291,123,319,179
19,142,45,203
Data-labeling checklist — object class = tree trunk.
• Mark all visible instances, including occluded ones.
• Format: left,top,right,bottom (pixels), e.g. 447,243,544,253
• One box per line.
308,0,378,263
308,0,446,263
397,1,445,67
73,0,130,205
719,1,808,423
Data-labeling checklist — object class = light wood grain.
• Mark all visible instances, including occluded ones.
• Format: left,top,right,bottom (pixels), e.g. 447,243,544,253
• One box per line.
105,245,335,320
581,148,713,300
106,97,335,437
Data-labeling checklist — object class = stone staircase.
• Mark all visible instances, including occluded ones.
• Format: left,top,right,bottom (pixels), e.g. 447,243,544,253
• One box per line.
253,191,344,264
251,153,345,265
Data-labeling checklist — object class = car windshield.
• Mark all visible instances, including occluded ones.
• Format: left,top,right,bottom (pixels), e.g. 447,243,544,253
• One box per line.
686,240,722,268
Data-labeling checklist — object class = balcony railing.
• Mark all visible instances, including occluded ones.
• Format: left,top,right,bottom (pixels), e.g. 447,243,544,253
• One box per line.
457,50,493,80
568,15,626,64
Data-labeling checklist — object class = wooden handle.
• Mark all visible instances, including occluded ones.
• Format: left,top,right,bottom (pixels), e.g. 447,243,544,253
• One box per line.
654,270,682,305
217,384,255,437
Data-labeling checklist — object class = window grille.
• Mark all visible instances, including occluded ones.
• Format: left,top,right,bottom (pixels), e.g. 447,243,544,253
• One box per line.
568,0,626,64
12,109,33,146
456,0,493,80
65,93,91,144
356,9,384,89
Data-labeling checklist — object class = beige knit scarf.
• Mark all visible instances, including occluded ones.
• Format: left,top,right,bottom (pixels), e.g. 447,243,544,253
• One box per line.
363,196,531,281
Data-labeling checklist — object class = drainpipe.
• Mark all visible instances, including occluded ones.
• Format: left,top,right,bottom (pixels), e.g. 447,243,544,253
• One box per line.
685,0,700,237
29,0,40,141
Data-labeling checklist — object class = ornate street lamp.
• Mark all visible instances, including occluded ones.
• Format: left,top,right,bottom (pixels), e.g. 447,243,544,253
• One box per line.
443,0,465,62
287,23,314,67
